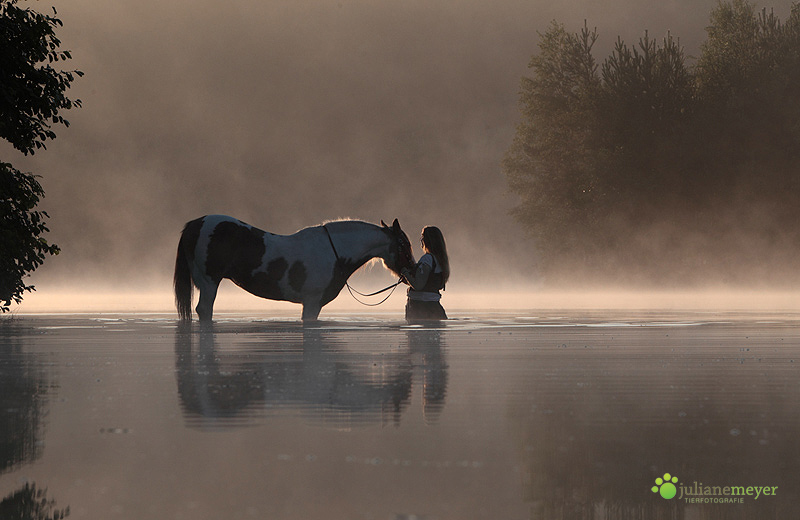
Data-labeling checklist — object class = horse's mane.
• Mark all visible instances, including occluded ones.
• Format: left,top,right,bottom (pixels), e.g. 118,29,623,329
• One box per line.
320,217,370,226
289,219,379,237
316,219,396,273
316,219,377,233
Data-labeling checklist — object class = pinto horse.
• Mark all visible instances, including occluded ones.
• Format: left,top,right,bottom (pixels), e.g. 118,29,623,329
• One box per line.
174,215,414,321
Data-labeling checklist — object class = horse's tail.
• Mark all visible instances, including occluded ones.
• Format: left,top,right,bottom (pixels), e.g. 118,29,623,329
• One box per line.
174,225,195,321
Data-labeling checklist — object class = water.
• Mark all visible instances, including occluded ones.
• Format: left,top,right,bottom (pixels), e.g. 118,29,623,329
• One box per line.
1,311,799,519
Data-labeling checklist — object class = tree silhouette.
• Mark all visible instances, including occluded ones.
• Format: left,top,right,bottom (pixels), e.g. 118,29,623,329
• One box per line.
0,1,81,311
504,21,603,263
505,1,800,284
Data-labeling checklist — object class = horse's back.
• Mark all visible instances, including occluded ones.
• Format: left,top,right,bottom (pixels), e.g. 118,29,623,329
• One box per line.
198,214,264,235
190,215,264,277
187,215,331,304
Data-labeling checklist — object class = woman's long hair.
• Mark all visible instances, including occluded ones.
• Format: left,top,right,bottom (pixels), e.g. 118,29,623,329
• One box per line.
421,226,450,286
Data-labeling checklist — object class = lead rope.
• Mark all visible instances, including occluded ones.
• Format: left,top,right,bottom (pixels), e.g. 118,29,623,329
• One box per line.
346,280,402,306
323,225,404,307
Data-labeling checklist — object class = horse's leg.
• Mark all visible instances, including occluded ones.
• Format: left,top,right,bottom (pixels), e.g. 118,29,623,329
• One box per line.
195,276,220,322
301,301,321,322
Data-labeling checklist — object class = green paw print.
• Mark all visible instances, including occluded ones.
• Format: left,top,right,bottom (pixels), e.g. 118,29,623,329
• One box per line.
652,473,678,499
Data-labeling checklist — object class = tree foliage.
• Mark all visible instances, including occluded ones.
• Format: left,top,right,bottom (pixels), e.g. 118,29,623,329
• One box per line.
505,22,602,261
0,0,80,311
0,0,83,154
505,1,800,284
0,163,59,310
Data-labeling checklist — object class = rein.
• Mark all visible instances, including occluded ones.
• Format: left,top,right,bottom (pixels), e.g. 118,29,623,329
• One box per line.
323,224,404,306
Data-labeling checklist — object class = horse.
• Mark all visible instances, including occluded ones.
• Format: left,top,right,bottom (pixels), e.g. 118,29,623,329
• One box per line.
173,215,415,321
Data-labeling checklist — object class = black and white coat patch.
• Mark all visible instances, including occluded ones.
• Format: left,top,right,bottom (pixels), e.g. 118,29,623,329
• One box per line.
174,215,414,321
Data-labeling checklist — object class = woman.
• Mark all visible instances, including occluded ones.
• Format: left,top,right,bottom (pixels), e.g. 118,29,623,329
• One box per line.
401,226,450,321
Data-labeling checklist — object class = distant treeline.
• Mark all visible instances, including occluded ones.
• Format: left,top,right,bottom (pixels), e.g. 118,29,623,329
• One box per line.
504,0,800,285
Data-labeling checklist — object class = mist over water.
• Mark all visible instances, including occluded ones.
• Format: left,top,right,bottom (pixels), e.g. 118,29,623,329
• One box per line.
3,0,798,310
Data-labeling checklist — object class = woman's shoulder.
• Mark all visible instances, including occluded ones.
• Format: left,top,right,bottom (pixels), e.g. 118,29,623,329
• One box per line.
419,253,442,272
418,253,434,266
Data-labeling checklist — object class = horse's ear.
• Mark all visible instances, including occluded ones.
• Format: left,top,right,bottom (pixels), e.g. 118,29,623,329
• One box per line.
381,220,388,228
392,219,401,232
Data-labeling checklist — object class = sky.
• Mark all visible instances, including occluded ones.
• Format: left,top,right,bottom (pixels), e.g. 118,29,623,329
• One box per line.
4,0,798,304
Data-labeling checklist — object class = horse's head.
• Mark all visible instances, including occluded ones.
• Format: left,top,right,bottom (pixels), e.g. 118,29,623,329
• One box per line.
380,219,415,276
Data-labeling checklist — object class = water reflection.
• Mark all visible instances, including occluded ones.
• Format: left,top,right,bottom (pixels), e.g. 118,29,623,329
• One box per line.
0,323,69,519
0,483,70,520
5,315,799,518
0,327,52,473
174,322,448,429
510,342,800,519
407,327,448,425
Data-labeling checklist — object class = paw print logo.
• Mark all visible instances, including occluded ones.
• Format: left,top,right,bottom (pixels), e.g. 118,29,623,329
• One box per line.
652,473,678,499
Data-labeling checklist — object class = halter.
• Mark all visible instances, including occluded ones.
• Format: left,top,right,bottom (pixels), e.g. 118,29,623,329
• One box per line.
323,225,403,306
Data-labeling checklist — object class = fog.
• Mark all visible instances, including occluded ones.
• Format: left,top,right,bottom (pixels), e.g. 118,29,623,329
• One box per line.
4,0,798,312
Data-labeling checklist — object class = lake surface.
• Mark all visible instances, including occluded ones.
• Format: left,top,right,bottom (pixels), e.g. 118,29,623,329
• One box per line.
1,310,799,519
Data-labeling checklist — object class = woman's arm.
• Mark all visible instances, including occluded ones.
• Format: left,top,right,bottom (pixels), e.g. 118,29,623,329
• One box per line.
401,260,432,291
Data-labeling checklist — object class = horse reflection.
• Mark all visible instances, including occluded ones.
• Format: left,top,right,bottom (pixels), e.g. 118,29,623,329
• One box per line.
174,323,446,429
